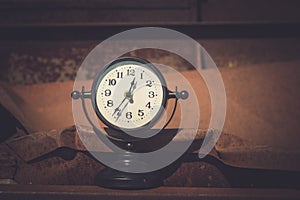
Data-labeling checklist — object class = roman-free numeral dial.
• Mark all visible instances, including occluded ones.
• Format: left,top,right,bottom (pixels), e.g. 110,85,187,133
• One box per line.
94,57,167,130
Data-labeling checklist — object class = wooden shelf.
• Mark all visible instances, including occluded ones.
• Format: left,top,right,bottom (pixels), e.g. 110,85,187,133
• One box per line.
0,21,300,40
1,185,300,200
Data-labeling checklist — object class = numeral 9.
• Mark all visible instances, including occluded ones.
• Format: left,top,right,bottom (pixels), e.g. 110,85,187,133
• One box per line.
104,89,111,96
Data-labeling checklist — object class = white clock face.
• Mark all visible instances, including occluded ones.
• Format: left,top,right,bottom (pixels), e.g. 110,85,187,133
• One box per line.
95,59,166,130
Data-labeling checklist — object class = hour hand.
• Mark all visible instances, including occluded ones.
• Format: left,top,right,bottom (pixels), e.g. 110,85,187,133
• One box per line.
132,81,137,92
128,77,136,93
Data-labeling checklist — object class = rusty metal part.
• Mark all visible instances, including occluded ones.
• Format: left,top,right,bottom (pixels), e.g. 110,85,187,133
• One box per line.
1,126,300,187
1,185,300,200
164,162,229,188
5,126,300,171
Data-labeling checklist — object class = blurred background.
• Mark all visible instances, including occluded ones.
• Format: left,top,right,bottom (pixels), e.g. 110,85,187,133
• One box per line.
0,0,299,85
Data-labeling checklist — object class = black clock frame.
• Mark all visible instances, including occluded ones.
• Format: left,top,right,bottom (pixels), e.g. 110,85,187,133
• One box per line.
91,56,168,133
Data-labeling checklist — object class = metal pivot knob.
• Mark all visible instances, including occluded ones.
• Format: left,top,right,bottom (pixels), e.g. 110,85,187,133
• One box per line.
168,86,189,100
71,87,92,99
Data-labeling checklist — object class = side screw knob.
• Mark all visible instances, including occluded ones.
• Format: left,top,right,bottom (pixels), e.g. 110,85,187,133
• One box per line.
71,91,81,99
179,90,189,100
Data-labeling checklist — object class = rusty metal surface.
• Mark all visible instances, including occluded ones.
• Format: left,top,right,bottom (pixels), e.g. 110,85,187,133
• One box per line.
1,126,300,187
4,126,300,171
0,127,230,186
4,126,84,162
164,162,229,188
1,185,300,200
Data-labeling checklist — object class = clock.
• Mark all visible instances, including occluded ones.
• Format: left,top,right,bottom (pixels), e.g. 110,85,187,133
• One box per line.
71,56,189,189
72,56,189,140
92,57,167,132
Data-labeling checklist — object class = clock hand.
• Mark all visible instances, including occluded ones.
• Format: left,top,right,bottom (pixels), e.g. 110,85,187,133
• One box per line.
113,77,137,117
112,97,126,116
128,77,136,93
112,78,137,116
132,81,137,92
115,100,129,121
129,81,137,104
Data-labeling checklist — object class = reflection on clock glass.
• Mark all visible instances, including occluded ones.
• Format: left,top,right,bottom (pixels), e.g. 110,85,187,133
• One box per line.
95,62,164,130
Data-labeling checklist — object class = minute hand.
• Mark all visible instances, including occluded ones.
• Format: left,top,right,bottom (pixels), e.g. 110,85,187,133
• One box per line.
112,77,136,117
112,97,126,116
115,100,129,121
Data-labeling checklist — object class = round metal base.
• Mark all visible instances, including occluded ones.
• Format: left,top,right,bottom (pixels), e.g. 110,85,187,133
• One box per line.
95,168,163,189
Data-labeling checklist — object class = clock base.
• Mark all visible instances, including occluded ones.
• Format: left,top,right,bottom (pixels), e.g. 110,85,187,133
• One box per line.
95,168,163,189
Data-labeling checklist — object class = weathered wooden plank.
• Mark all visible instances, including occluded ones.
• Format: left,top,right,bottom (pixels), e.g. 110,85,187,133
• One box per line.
1,185,300,200
0,0,197,24
0,22,299,40
0,9,194,24
0,0,191,9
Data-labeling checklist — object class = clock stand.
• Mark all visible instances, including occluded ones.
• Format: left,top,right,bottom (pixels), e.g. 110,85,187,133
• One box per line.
72,85,188,189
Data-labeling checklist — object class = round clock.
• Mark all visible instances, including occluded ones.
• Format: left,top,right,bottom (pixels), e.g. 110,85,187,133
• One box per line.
92,57,168,132
71,56,190,189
